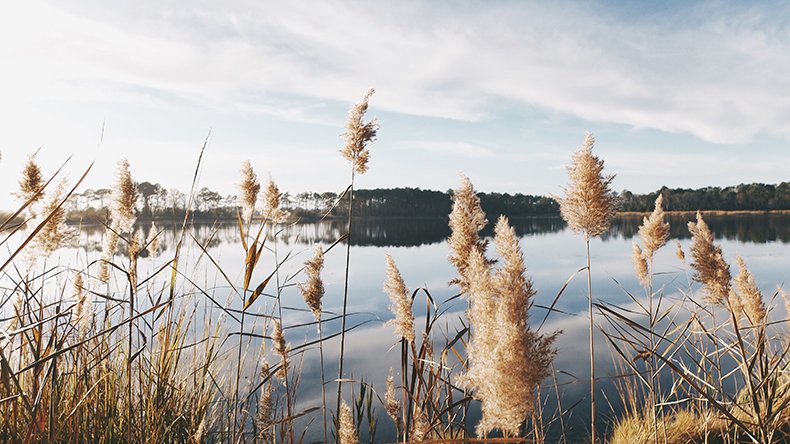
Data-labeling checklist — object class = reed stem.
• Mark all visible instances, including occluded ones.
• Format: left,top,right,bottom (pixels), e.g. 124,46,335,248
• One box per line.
337,170,355,419
586,236,596,444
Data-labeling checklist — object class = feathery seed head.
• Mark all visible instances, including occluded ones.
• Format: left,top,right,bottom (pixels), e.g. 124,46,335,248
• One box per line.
687,212,732,306
459,218,557,436
73,272,93,339
384,254,415,342
340,88,378,175
338,401,358,444
128,230,142,259
676,240,686,263
239,160,260,221
31,179,75,256
448,174,488,293
735,256,766,327
384,368,400,429
632,243,650,288
779,288,790,343
17,153,44,206
263,175,287,223
558,133,617,238
639,195,670,258
272,320,289,381
411,405,430,442
492,216,534,325
98,229,119,283
111,159,137,234
299,245,325,321
256,361,274,441
728,289,744,324
146,222,159,257
782,287,790,321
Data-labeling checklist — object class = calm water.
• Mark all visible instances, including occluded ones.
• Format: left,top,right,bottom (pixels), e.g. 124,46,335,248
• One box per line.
56,214,790,442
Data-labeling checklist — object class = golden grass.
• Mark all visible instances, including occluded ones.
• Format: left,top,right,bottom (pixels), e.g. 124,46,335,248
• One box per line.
610,409,727,444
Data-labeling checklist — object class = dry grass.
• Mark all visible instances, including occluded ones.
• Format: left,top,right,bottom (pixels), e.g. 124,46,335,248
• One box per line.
609,409,727,444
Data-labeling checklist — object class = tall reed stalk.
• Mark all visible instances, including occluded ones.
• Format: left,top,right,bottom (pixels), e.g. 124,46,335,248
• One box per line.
557,133,616,443
336,89,378,419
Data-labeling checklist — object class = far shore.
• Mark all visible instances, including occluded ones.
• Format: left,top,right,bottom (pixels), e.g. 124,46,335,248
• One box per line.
616,209,790,217
3,209,790,227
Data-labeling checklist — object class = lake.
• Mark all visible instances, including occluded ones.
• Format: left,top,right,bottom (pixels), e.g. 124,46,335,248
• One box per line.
53,213,790,442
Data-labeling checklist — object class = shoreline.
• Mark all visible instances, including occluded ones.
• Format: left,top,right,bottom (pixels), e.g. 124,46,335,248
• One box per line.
616,209,790,217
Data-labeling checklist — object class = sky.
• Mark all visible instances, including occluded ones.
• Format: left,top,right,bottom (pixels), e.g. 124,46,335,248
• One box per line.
0,0,789,209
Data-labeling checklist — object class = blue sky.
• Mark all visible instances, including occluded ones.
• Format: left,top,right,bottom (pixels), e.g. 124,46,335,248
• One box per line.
1,0,789,209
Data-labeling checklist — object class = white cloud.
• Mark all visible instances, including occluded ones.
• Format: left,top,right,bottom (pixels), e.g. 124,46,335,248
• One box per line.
2,1,789,145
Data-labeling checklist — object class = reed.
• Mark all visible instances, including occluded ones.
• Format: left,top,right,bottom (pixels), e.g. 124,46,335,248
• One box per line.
300,245,329,443
337,88,379,424
557,132,616,444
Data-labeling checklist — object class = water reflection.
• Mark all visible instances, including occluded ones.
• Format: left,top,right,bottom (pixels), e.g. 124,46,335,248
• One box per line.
57,214,790,442
609,213,790,243
68,213,790,252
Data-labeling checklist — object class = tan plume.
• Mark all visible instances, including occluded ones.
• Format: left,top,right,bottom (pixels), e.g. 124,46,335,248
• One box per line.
340,89,378,175
448,174,488,293
735,256,766,327
639,194,670,258
338,400,358,444
239,160,260,221
687,212,732,305
384,255,415,342
558,133,617,238
632,243,650,288
299,245,325,321
272,320,289,381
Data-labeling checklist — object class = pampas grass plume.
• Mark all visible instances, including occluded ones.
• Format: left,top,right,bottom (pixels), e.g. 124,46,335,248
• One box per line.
263,175,287,223
239,160,260,221
73,272,92,339
411,405,429,442
384,254,415,342
384,368,399,428
255,361,274,442
112,159,137,234
558,133,617,239
676,240,686,263
98,230,118,283
340,89,378,175
639,195,670,258
272,320,289,381
32,179,74,256
299,245,325,321
632,243,650,288
459,216,557,436
735,256,766,326
687,212,732,306
448,174,488,293
17,153,44,206
146,222,159,257
338,400,358,444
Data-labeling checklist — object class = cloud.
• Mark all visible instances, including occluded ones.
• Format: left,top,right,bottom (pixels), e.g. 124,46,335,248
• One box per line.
2,1,789,145
395,140,494,159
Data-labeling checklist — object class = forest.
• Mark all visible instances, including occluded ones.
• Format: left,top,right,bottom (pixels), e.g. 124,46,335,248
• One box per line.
60,181,790,223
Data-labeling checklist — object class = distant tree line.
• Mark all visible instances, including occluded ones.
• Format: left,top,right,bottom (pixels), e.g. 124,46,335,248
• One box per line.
619,182,790,212
306,188,560,219
63,180,790,224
